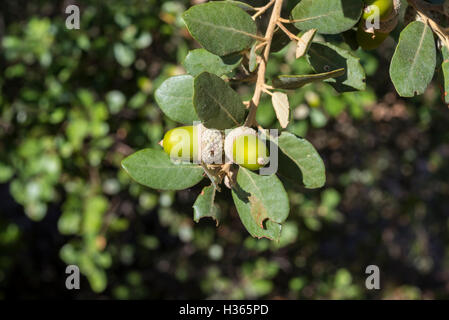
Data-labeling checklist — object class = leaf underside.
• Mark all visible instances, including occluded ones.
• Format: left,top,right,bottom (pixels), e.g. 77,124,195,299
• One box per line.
271,92,290,128
272,68,345,90
193,185,220,225
390,21,436,97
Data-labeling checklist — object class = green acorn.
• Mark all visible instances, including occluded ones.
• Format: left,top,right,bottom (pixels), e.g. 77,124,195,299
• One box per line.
224,127,269,171
161,124,223,164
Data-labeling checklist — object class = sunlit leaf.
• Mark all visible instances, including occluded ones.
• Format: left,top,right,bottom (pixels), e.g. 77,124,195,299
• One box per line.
291,0,363,35
182,2,257,56
155,75,199,124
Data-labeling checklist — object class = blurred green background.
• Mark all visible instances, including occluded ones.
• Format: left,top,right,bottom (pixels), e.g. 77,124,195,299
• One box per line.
1,0,449,299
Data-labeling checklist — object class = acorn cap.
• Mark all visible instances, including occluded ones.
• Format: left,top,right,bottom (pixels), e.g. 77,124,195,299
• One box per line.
197,124,224,164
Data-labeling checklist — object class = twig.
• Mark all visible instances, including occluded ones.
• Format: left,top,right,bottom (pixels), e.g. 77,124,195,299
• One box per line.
263,84,274,95
250,34,268,42
276,21,301,42
278,17,294,24
262,87,273,96
255,41,268,52
252,0,275,20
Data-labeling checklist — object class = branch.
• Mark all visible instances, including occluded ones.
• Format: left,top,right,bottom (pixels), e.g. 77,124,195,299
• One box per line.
245,0,284,127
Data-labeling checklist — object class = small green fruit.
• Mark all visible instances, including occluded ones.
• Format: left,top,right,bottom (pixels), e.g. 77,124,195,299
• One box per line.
232,134,269,171
363,0,394,21
162,126,197,161
161,124,224,163
356,23,389,50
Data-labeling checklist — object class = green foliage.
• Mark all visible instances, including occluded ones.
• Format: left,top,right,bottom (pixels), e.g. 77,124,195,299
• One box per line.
0,0,174,294
124,0,334,242
123,0,449,244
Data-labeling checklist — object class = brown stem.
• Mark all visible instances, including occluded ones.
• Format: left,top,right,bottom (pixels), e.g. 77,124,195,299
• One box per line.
278,17,295,24
255,41,268,52
252,0,275,20
276,21,301,41
245,0,284,127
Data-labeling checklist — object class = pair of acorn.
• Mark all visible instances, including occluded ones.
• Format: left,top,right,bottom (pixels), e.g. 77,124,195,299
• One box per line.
357,0,401,50
160,124,269,171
